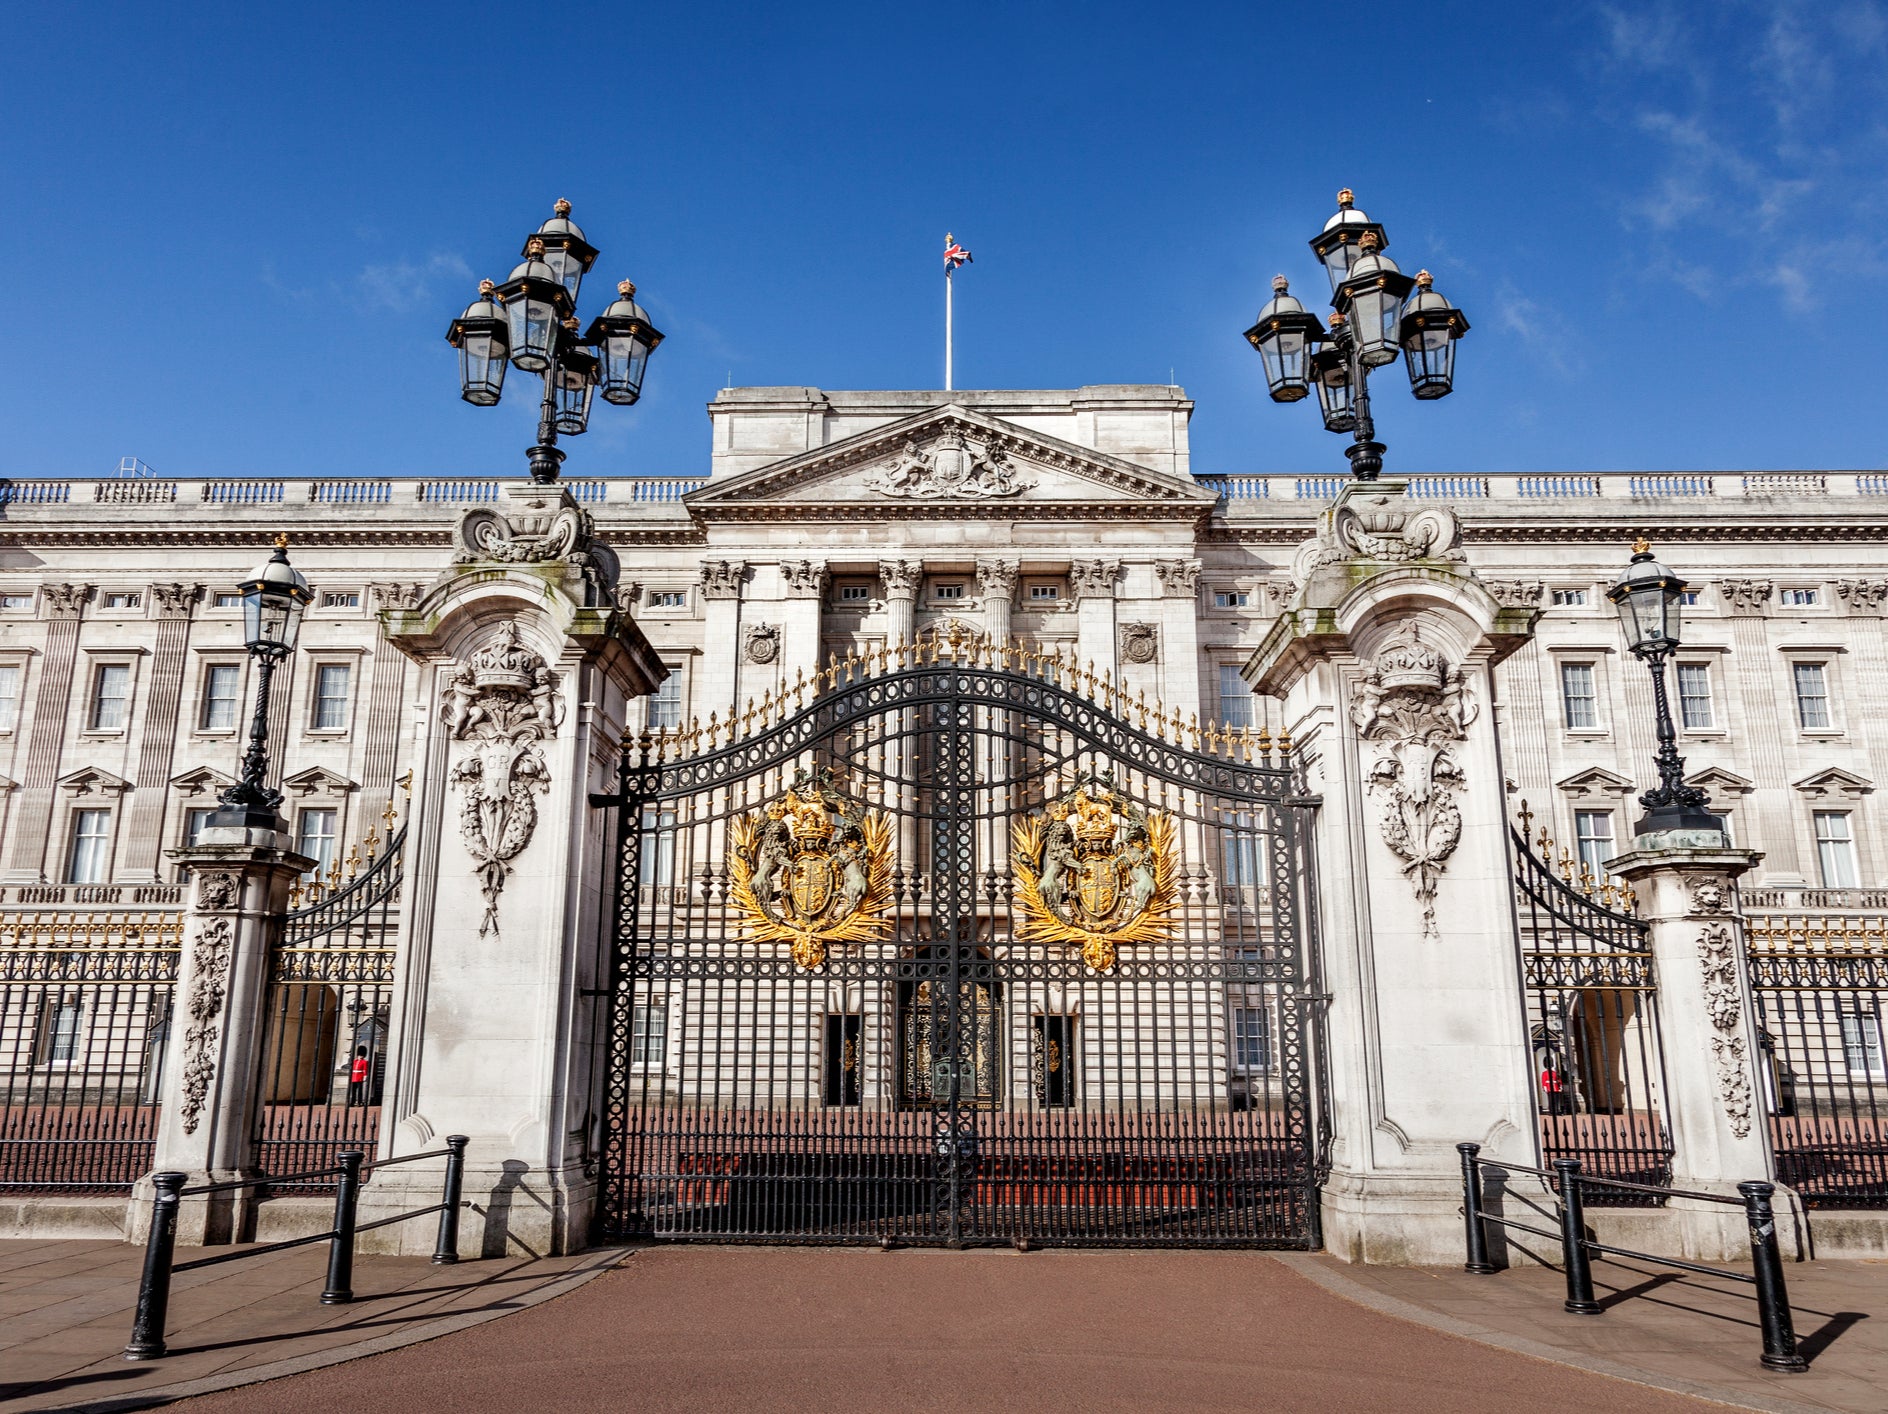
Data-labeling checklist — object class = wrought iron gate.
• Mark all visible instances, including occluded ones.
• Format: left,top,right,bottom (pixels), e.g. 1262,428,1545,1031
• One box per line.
596,638,1323,1247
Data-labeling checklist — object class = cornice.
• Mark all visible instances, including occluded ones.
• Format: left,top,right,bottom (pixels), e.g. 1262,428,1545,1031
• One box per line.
0,529,455,548
692,500,1210,525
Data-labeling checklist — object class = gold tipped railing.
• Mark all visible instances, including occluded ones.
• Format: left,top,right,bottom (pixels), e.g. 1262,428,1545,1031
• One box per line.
626,631,1294,767
1745,914,1888,955
1515,798,1637,915
1,909,183,952
288,774,412,910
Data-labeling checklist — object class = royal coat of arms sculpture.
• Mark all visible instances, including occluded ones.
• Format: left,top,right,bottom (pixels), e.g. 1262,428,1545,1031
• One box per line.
729,777,894,969
1012,778,1179,971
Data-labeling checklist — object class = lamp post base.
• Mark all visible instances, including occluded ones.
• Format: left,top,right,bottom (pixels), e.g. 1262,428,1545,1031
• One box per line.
527,443,566,485
1345,440,1385,480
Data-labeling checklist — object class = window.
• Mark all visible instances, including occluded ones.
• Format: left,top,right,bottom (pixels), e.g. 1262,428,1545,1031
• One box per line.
1551,588,1588,607
183,807,216,847
0,592,30,610
649,670,684,730
1814,811,1859,889
312,664,351,730
90,664,132,730
102,591,141,610
639,808,677,887
1676,663,1713,730
1027,583,1060,602
1679,589,1701,607
67,809,112,883
0,664,19,731
1840,1008,1885,1078
212,591,242,609
36,995,84,1066
200,664,241,731
934,583,964,601
297,809,338,879
1032,1014,1077,1107
1214,591,1249,608
631,1000,668,1067
647,590,688,609
1574,811,1616,875
1217,665,1255,728
1559,662,1599,730
1221,813,1268,888
1781,588,1820,607
838,583,870,603
320,591,361,609
1232,1006,1274,1073
1793,662,1832,730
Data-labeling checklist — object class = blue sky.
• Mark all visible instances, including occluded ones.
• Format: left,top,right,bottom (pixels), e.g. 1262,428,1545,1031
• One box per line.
2,1,1884,479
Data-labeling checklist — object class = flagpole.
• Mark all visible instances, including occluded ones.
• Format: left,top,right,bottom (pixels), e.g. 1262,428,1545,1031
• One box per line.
945,263,954,392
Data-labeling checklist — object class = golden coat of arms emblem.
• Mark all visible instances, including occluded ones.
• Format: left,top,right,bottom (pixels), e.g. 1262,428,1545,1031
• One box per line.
729,776,894,969
1012,778,1179,971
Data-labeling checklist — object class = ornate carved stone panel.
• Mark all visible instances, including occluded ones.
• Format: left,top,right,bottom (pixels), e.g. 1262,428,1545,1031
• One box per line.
862,429,1036,499
877,560,922,598
743,622,781,665
700,560,747,600
780,561,828,599
975,559,1019,598
1118,623,1159,665
1716,580,1773,615
1837,580,1888,615
1069,560,1120,600
1698,920,1755,1139
1154,560,1201,597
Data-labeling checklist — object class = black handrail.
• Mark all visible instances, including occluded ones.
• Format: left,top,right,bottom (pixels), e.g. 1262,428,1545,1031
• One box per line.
122,1136,467,1361
1457,1142,1807,1373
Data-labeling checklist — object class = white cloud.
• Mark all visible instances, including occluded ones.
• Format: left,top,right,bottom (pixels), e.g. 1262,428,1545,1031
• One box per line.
354,252,474,314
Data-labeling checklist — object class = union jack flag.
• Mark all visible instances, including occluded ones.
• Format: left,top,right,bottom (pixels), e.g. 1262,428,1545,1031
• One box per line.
943,233,972,271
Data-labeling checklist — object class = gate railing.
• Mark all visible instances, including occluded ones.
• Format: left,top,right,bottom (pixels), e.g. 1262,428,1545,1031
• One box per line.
0,910,183,1190
260,794,407,1187
1745,912,1888,1208
1509,806,1673,1203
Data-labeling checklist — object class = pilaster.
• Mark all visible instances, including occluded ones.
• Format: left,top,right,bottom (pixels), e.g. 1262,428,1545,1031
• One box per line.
1070,559,1120,678
698,559,747,719
777,559,828,689
879,560,920,646
3,585,87,882
1152,559,1203,725
122,585,198,881
976,559,1017,646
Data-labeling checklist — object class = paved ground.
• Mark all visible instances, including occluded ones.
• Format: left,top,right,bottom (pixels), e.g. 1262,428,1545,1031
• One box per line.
0,1239,618,1414
6,1241,1883,1413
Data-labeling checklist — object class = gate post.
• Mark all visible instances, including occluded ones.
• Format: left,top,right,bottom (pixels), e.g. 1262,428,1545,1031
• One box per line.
378,486,666,1257
1605,840,1780,1260
1246,480,1542,1264
129,837,311,1245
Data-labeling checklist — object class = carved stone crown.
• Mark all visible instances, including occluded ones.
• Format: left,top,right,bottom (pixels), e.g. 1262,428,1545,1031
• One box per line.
466,622,538,692
1373,628,1447,694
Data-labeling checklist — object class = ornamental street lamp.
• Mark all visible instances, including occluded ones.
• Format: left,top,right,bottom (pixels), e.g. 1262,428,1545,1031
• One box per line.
1245,190,1469,481
448,200,663,484
1607,539,1727,839
209,535,312,832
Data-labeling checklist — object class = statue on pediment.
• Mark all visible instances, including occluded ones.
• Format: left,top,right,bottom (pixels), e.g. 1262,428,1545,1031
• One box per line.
864,429,1036,499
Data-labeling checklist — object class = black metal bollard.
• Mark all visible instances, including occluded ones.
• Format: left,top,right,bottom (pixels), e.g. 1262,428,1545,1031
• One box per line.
1553,1158,1601,1315
1458,1142,1498,1275
1739,1181,1808,1373
320,1151,364,1305
432,1135,468,1265
123,1172,187,1360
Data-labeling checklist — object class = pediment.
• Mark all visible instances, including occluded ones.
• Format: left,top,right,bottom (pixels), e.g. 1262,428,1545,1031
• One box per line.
686,404,1215,520
171,765,236,796
283,766,358,797
1687,766,1754,797
1556,767,1635,799
58,766,131,796
1793,767,1872,798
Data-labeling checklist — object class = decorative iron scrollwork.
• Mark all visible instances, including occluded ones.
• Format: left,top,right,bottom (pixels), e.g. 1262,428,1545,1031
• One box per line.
1012,775,1178,971
729,775,894,969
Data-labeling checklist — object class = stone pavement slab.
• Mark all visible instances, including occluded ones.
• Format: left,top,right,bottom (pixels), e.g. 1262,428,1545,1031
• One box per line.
167,1246,1727,1414
0,1238,621,1413
1284,1252,1886,1414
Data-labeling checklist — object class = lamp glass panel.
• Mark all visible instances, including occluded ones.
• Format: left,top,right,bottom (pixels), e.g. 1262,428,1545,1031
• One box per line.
602,332,652,405
1403,326,1454,399
459,332,506,405
541,247,584,303
1316,371,1355,431
1351,287,1400,366
506,295,557,372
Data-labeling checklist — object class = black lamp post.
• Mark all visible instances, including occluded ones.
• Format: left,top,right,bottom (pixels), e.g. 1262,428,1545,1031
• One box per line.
1606,539,1726,838
1245,190,1469,481
209,535,312,832
448,200,663,485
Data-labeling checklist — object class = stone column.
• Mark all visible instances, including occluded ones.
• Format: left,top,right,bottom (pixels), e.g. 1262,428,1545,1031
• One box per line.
1152,559,1204,723
131,831,311,1243
1247,479,1541,1264
698,560,746,720
1606,841,1776,1259
1070,559,1120,678
4,584,87,882
122,584,199,882
976,559,1017,648
363,583,425,797
879,560,921,647
778,559,828,687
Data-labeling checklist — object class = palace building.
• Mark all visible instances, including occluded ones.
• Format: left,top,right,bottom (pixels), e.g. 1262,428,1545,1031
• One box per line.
2,382,1885,1261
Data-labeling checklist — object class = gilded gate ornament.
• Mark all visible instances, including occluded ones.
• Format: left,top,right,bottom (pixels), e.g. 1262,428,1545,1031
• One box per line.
729,776,893,969
1012,777,1178,972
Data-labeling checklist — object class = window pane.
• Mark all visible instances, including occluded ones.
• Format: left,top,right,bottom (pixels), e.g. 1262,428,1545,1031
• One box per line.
1233,1006,1273,1071
1794,663,1831,729
68,809,111,883
314,665,351,729
1574,811,1616,873
0,664,19,731
632,1001,668,1066
201,664,241,730
639,809,677,886
1814,811,1858,888
1221,813,1267,887
1560,663,1598,729
1676,663,1712,729
649,672,683,729
92,664,130,730
1217,665,1255,728
184,808,215,847
297,808,338,878
43,997,84,1064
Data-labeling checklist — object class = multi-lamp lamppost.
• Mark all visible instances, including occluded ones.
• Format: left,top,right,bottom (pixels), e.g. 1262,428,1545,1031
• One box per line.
447,200,664,484
1608,540,1727,839
207,535,313,832
1244,190,1470,480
